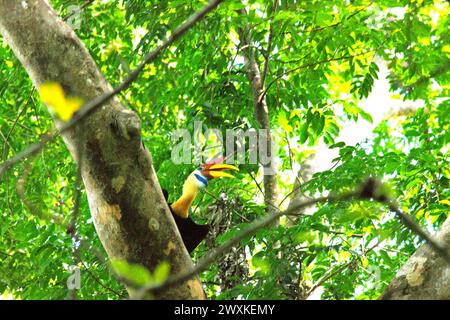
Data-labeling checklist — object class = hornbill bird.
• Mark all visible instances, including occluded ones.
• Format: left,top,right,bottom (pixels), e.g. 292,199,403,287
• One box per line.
162,160,239,253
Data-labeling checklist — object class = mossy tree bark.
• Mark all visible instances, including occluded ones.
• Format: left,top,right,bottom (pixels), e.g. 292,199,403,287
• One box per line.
380,216,450,300
0,0,204,299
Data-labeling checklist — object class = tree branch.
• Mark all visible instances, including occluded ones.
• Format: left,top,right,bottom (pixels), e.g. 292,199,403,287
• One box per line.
132,191,356,299
63,0,95,21
237,8,279,216
0,0,223,177
133,178,450,299
260,0,278,86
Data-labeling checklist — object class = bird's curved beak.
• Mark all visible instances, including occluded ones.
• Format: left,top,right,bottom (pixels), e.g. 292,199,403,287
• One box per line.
204,164,239,179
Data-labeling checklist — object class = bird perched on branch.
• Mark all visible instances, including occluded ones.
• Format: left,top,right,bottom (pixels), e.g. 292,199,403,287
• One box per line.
163,159,239,253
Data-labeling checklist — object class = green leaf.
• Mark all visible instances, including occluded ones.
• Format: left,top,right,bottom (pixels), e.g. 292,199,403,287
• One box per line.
359,109,373,124
153,261,171,283
111,259,152,287
329,142,345,149
299,122,309,144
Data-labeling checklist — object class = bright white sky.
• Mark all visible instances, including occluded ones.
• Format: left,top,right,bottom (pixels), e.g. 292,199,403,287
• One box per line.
306,60,426,300
313,60,423,173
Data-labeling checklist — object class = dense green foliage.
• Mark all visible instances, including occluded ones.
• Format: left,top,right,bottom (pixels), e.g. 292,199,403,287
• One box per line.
0,0,448,299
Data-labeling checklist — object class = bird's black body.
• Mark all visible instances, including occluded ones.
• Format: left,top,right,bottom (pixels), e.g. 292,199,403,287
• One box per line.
162,189,209,253
171,214,209,253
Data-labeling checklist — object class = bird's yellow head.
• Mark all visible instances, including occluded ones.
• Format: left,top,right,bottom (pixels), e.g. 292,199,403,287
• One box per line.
170,159,239,218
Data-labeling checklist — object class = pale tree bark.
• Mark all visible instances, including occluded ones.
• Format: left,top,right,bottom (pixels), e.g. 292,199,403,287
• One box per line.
380,216,450,300
0,0,204,299
286,155,315,227
237,10,279,216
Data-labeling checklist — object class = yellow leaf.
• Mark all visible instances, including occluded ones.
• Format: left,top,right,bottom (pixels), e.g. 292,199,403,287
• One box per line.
278,112,292,133
148,64,157,76
337,251,351,262
430,214,440,224
64,98,84,121
442,44,450,54
39,82,65,108
289,109,302,119
418,37,430,46
440,199,450,206
39,83,83,121
361,256,369,267
416,208,425,218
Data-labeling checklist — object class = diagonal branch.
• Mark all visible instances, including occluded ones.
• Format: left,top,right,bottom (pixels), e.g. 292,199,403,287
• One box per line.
0,0,223,178
133,178,450,299
132,192,356,299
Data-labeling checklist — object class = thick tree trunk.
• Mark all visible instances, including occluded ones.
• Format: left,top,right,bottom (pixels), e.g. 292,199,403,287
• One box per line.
380,216,450,300
0,0,204,299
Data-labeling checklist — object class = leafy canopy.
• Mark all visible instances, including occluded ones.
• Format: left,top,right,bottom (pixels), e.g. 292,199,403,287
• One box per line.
0,0,448,299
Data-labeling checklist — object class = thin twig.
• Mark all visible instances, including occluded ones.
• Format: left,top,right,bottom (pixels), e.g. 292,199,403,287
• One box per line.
247,170,264,197
79,259,126,298
326,230,364,238
2,116,34,133
358,178,450,263
307,260,356,297
308,1,374,33
65,124,85,300
2,89,35,159
0,129,15,154
306,223,396,297
278,178,314,208
63,0,94,21
259,49,377,104
260,0,278,86
386,199,450,263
